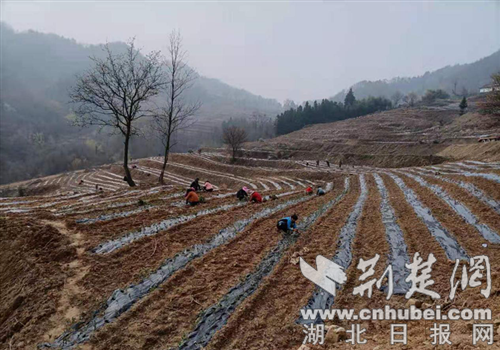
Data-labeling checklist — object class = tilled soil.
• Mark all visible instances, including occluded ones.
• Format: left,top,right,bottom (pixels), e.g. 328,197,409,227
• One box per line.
65,193,242,248
325,174,390,337
446,174,500,202
0,217,77,348
2,161,499,350
398,173,497,257
70,193,306,323
416,173,500,233
205,175,362,350
171,154,329,182
84,189,342,349
60,188,178,219
141,159,246,190
381,173,500,349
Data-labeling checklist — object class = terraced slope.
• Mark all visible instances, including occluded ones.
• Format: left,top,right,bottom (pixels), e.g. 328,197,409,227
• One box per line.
243,108,500,167
0,156,499,350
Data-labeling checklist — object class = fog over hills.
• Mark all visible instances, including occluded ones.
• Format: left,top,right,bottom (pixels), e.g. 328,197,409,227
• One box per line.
330,50,500,102
0,23,281,184
1,21,499,185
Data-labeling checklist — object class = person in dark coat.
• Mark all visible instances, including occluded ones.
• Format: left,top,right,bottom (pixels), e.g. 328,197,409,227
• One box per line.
236,186,249,201
190,178,201,191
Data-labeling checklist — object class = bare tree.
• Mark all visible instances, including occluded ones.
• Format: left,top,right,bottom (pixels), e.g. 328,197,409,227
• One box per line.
452,79,469,98
479,73,500,117
452,79,460,97
153,31,200,184
222,126,247,161
70,40,165,186
391,91,404,107
403,92,418,107
283,99,297,110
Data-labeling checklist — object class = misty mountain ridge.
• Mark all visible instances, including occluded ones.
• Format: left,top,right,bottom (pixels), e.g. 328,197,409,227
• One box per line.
0,23,281,184
1,22,499,185
0,23,282,118
330,49,500,102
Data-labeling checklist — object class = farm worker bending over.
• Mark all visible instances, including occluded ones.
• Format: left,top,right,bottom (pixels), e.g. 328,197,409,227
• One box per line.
236,186,249,201
305,186,313,195
249,191,263,203
316,186,326,196
204,181,213,192
277,214,298,234
185,189,200,206
185,187,195,197
190,178,201,192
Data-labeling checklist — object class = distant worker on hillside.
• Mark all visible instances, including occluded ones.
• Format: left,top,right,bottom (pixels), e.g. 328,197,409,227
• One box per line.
204,180,213,192
339,160,342,169
249,190,263,203
236,186,249,201
316,160,320,167
277,214,299,235
305,186,313,195
317,186,326,196
190,178,201,191
185,188,200,206
326,160,330,167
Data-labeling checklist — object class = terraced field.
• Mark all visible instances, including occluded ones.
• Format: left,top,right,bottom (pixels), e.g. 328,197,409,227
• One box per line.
1,156,499,349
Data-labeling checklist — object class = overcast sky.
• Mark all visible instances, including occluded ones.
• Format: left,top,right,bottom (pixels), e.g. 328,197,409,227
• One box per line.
2,1,499,103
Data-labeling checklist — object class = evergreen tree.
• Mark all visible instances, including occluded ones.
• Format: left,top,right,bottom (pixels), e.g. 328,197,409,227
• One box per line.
275,95,391,135
344,88,356,107
459,96,468,115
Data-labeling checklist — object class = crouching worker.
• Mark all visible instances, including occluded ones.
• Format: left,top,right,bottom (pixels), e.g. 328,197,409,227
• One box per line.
305,186,313,195
316,186,326,196
277,214,298,235
185,188,200,206
249,190,263,203
236,186,249,201
204,180,213,192
190,178,201,192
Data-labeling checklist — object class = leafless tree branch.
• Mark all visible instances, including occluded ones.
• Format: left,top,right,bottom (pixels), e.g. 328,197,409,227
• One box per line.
69,39,167,186
153,30,201,184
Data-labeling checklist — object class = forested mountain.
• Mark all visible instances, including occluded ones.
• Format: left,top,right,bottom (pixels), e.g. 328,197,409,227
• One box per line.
330,50,500,102
0,23,282,184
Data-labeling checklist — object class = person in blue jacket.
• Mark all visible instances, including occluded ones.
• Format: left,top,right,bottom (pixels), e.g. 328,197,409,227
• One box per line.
277,214,299,234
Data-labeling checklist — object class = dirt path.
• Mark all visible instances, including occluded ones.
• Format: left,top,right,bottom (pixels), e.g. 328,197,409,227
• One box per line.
39,220,89,343
83,190,341,349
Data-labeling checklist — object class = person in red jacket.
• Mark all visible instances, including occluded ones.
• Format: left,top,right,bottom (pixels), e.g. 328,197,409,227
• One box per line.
249,190,263,203
305,186,313,195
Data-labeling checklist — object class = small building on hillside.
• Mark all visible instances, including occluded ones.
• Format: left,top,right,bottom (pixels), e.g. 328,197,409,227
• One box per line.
479,83,500,94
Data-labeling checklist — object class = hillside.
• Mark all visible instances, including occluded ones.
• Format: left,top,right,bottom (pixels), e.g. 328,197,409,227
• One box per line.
331,49,500,102
1,151,499,350
0,23,282,185
245,98,500,167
